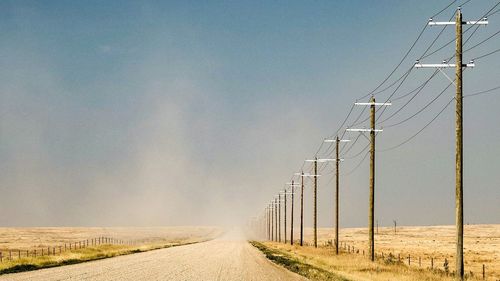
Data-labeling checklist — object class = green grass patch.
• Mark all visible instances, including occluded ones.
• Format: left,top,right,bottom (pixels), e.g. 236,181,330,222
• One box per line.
250,241,351,281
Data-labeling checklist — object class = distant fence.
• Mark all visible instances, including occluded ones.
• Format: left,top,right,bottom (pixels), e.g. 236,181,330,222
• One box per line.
315,239,491,280
0,237,139,262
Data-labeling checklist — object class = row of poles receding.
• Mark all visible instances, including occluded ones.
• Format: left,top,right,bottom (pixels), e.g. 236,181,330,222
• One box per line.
253,7,488,281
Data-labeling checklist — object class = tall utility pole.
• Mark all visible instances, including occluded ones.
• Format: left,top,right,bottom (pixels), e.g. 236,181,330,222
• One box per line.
414,8,487,280
287,180,300,245
324,137,350,255
270,203,274,241
313,158,318,248
269,207,272,240
305,159,330,248
300,172,305,246
348,97,390,261
283,189,287,243
369,97,376,261
272,201,275,241
290,181,295,245
278,194,281,243
269,207,271,240
275,198,278,242
283,189,286,244
266,207,269,240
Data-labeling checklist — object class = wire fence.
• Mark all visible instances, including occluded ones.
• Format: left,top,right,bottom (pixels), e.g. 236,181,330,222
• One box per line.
0,236,140,262
313,239,492,280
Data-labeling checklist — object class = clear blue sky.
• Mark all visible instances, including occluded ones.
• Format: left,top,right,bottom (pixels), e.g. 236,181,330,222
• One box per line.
0,0,499,227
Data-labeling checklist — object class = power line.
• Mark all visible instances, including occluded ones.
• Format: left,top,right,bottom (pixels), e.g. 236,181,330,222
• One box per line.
314,0,465,163
377,70,440,125
384,77,455,128
278,0,495,208
420,1,500,60
376,4,492,126
464,28,500,53
472,46,500,60
355,0,461,101
343,150,370,176
464,85,500,98
380,98,455,152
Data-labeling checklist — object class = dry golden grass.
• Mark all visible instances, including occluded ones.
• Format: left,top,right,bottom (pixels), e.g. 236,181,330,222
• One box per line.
288,224,500,280
260,241,463,281
0,226,220,250
0,226,221,274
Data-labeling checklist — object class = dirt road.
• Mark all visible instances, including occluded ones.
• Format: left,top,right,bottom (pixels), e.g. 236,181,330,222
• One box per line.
0,231,306,281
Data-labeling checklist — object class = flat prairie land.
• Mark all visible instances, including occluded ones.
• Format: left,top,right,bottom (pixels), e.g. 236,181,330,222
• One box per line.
0,226,222,274
292,224,500,279
0,226,221,250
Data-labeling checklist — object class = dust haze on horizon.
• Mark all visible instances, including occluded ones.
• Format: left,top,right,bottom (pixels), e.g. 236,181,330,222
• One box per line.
0,1,499,228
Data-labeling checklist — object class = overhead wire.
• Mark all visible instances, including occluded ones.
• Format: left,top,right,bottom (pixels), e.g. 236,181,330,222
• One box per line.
379,98,455,152
268,0,485,207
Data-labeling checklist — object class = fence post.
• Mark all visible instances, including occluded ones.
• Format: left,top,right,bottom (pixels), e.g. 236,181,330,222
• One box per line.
419,257,421,267
18,250,20,259
0,252,2,262
482,264,485,280
398,253,401,262
431,257,434,269
408,254,411,266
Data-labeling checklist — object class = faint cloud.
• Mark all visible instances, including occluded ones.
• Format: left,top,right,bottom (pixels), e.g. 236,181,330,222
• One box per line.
97,45,112,54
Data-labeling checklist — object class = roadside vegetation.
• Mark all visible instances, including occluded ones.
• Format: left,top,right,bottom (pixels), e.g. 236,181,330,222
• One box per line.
0,240,209,275
251,241,488,281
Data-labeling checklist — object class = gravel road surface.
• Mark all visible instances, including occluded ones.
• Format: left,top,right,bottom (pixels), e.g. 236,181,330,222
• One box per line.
0,231,307,281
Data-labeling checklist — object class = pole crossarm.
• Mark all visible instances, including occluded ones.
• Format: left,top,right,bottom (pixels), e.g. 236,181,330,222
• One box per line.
324,139,351,143
428,19,488,26
354,102,392,106
306,158,342,163
346,128,383,132
300,173,321,177
414,61,475,68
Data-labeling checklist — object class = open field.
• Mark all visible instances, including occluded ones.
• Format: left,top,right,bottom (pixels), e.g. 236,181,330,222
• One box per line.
0,226,222,274
0,226,221,250
280,224,500,279
255,241,463,281
0,231,307,281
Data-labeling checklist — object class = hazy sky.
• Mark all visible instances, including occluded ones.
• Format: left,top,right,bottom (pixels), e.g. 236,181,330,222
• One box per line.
0,1,499,227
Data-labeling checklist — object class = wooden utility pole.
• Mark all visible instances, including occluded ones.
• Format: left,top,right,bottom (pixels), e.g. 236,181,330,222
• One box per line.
413,9,487,279
284,191,287,243
455,9,464,280
278,194,281,243
290,181,295,245
324,137,350,255
269,207,272,240
300,172,304,246
369,96,376,261
271,203,274,241
275,198,278,242
348,97,390,262
335,136,340,255
267,207,270,240
314,157,318,248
